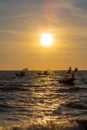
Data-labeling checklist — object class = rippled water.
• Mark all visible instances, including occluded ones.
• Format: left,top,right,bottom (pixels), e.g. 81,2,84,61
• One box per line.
0,70,87,129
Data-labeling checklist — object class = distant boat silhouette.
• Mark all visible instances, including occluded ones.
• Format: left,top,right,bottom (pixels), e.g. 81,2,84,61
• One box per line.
59,77,76,85
15,68,28,77
38,70,50,76
59,67,78,85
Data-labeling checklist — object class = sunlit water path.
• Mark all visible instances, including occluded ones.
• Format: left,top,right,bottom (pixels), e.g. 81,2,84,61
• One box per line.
0,71,87,129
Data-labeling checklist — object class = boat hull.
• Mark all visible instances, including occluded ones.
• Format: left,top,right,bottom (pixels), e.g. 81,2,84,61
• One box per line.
59,78,75,85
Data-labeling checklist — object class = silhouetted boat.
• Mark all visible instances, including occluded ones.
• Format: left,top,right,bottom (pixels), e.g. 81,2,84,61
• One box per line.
38,70,50,76
59,67,78,85
15,68,28,77
59,77,76,85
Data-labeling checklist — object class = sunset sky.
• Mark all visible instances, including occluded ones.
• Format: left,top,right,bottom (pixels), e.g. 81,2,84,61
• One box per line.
0,0,87,70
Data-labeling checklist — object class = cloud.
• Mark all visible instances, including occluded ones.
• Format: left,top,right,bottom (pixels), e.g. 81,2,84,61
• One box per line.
62,0,87,20
0,13,34,20
0,30,19,34
72,0,87,10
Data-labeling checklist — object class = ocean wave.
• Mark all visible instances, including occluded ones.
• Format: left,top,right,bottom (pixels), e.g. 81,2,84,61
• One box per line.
0,119,87,130
57,86,82,93
62,101,87,110
0,85,29,91
0,83,45,92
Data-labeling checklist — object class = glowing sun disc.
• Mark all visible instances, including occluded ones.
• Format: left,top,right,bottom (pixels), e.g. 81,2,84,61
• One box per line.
40,33,53,47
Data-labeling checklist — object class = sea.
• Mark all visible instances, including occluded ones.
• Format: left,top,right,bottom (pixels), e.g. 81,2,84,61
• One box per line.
0,70,87,130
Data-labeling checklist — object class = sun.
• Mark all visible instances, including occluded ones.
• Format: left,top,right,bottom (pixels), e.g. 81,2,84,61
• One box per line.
40,33,53,47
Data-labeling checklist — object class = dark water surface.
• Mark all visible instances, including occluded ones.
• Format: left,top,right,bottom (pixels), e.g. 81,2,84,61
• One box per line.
0,70,87,129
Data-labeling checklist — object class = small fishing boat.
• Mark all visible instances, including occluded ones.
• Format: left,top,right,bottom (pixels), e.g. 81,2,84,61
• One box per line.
59,77,76,85
59,67,78,85
15,68,28,77
38,70,50,76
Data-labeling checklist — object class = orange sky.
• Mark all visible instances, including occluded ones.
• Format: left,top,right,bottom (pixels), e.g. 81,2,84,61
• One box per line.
0,0,87,70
